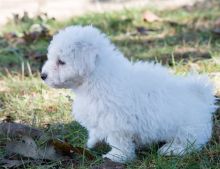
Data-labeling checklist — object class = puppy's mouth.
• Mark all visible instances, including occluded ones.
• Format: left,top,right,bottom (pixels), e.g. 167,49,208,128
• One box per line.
51,80,83,89
42,75,84,89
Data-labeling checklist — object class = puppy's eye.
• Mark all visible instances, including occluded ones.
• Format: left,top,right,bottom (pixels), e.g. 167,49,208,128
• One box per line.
58,59,65,65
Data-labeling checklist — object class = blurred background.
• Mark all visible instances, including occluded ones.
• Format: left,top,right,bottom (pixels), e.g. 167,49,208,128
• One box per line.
0,0,220,168
0,0,205,26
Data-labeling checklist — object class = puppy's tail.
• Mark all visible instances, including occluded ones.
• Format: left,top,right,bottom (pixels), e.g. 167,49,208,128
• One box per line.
188,74,218,112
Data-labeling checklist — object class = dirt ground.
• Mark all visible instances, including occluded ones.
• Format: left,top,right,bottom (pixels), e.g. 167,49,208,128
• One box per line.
0,0,204,26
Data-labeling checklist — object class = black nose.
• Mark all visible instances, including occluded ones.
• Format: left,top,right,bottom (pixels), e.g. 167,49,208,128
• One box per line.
41,73,47,80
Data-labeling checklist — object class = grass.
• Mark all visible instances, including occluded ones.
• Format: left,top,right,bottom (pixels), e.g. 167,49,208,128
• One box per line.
0,0,220,168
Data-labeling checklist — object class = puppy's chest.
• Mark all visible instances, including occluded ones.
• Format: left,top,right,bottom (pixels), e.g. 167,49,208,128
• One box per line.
72,96,103,128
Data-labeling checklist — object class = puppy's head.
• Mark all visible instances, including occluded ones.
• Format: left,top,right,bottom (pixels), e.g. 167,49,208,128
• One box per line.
41,26,103,89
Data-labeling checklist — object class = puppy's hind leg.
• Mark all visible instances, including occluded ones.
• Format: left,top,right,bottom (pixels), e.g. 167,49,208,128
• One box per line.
158,124,212,156
103,133,136,163
158,142,187,156
158,138,201,156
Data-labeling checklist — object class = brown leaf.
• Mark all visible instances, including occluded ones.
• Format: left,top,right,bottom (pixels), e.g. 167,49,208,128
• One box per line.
4,133,94,161
50,139,95,160
143,11,161,22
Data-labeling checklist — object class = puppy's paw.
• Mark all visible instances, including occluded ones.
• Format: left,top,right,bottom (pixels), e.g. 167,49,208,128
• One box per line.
102,150,135,163
86,137,98,149
103,153,126,163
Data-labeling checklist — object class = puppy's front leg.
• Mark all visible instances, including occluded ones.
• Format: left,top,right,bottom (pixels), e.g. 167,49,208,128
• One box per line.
87,129,101,149
103,133,136,163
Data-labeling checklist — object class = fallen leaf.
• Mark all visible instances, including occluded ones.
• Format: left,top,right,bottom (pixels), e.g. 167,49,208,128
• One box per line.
1,121,95,168
50,139,95,160
0,122,44,139
5,136,94,161
6,135,65,160
143,11,161,22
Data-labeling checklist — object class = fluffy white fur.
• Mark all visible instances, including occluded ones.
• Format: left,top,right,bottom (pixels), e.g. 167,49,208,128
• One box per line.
41,25,217,163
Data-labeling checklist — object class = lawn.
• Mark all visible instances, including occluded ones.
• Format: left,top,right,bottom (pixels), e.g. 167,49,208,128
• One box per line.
0,0,220,168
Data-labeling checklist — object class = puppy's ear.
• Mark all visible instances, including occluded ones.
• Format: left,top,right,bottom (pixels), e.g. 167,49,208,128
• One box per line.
84,46,98,73
74,42,99,76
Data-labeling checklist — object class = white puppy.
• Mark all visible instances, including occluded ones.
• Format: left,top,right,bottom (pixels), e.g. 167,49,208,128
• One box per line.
41,25,216,163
